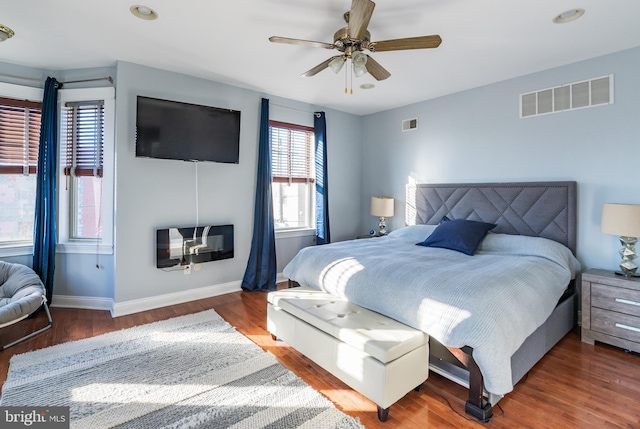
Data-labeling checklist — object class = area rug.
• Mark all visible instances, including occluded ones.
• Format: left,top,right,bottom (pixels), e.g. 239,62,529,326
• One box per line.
1,310,365,429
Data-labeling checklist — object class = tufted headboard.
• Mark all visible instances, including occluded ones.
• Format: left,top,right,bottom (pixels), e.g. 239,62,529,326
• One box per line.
406,181,577,254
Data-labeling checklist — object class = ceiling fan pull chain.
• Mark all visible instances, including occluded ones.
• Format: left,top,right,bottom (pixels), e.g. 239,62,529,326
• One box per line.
344,61,348,94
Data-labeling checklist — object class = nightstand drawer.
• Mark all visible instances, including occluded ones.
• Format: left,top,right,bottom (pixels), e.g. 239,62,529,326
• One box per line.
591,307,640,343
591,283,640,317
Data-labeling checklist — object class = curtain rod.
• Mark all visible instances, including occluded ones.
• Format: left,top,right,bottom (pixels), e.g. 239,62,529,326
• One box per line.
62,76,113,85
0,73,113,85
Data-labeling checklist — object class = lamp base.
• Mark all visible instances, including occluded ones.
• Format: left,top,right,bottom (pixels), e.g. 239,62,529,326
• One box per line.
616,236,638,277
378,216,388,236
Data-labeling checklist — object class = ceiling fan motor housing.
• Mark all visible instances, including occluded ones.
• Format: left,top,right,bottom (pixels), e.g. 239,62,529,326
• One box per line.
333,27,371,57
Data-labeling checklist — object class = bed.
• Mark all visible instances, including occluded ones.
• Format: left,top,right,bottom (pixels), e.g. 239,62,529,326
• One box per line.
282,181,580,421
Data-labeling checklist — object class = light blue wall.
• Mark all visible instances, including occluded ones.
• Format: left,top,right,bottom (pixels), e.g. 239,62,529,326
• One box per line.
361,47,640,272
113,62,362,303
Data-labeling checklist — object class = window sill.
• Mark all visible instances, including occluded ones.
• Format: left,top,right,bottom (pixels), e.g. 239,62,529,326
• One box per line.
57,242,114,255
275,228,316,239
0,244,33,258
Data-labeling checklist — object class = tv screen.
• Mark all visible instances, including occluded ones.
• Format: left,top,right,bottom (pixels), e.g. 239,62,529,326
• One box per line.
156,224,234,269
136,96,240,163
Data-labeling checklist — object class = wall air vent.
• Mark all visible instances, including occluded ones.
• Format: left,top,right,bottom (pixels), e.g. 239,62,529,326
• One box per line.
402,118,418,131
520,74,613,118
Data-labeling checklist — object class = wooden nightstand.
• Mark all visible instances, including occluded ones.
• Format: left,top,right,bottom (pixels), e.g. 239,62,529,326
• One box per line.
581,268,640,352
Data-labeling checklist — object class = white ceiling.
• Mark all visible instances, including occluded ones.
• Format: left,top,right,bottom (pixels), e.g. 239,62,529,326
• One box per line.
2,0,640,115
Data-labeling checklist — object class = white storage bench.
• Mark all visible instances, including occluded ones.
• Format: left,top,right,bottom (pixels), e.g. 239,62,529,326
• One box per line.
267,286,429,421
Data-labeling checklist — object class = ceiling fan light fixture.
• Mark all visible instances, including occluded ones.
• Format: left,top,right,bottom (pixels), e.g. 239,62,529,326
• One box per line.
329,57,346,74
352,51,368,68
0,24,15,42
130,5,158,20
553,8,585,24
351,51,368,77
353,64,368,78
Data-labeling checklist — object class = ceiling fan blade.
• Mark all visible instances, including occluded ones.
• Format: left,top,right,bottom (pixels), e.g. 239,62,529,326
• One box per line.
302,56,342,77
348,0,375,40
269,36,334,49
369,35,442,52
364,55,391,81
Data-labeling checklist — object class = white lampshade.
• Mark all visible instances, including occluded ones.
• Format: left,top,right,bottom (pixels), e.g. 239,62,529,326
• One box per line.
601,203,640,237
371,196,394,217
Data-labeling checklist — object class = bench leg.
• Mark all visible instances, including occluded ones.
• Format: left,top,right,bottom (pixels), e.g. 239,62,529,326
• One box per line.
377,406,389,422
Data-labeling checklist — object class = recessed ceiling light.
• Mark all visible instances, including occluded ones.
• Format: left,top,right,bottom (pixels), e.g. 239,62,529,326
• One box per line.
553,8,585,24
360,83,375,90
130,5,158,20
0,24,15,42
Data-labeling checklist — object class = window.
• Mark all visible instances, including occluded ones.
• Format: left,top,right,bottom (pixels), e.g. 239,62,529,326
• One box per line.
58,87,114,254
0,96,42,245
0,83,113,256
269,120,315,230
62,101,104,240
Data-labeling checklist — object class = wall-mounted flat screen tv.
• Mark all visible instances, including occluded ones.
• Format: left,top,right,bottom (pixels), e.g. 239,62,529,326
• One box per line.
136,96,241,163
156,224,234,269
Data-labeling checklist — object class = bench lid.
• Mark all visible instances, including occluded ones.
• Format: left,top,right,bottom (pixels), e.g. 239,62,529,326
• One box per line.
268,286,428,363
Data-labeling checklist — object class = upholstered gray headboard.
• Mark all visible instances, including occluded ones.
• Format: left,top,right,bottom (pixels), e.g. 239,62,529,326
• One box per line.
406,181,577,254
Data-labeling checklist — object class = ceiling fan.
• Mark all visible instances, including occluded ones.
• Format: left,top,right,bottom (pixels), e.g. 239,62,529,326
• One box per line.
269,0,442,81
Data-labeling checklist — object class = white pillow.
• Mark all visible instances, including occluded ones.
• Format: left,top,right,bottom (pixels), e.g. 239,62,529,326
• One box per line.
387,224,437,242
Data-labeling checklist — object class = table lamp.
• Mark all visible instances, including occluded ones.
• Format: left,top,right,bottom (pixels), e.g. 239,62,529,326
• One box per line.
601,203,640,277
371,197,394,236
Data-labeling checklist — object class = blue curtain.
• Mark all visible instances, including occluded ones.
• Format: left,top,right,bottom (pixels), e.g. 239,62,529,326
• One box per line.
314,112,331,245
242,98,277,291
33,77,59,302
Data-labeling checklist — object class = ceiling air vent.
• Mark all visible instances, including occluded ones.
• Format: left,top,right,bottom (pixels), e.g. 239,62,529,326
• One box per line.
520,74,613,118
402,118,418,131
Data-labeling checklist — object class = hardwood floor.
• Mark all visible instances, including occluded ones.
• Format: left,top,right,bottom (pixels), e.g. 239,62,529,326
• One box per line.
1,286,639,428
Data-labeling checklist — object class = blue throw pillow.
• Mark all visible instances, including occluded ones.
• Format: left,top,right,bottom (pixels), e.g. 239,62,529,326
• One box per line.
416,218,497,255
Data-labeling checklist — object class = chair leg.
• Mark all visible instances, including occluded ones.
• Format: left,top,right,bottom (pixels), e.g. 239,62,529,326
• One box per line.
2,301,53,350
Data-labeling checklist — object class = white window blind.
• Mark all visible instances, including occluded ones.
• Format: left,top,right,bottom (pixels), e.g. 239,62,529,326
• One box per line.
270,120,314,184
64,101,104,177
0,97,42,175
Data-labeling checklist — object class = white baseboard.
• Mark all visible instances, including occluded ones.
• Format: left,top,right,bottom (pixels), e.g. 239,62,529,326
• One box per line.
51,276,282,318
51,295,114,311
111,281,242,318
